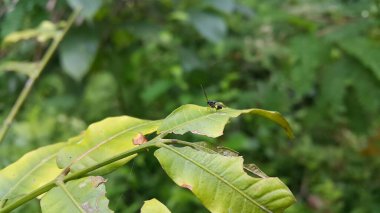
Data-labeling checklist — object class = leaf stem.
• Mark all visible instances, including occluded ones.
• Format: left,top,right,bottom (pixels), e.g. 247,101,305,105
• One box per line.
0,9,80,144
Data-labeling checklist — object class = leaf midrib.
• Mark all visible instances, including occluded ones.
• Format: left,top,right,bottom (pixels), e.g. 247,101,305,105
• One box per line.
161,144,271,213
57,182,85,213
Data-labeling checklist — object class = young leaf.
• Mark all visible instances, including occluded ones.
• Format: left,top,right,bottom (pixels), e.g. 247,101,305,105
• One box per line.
0,143,65,202
3,21,59,44
141,198,171,213
40,176,112,213
155,145,295,213
157,104,293,139
56,116,161,174
0,61,39,76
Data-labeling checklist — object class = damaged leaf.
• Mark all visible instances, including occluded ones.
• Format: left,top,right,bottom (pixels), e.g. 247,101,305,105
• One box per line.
157,104,293,139
132,133,148,145
190,142,269,178
244,164,269,178
155,145,295,213
40,176,112,213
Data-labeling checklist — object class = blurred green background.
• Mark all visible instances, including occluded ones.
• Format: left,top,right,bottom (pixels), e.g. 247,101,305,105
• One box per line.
1,0,380,212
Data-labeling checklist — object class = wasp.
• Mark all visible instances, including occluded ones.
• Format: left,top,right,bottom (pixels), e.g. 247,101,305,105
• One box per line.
201,84,224,110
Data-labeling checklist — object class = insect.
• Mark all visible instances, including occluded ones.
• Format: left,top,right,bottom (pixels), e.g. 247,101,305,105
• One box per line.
201,84,224,110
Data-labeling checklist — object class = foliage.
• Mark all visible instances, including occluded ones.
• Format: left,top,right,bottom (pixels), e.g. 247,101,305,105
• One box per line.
0,103,295,212
1,0,380,212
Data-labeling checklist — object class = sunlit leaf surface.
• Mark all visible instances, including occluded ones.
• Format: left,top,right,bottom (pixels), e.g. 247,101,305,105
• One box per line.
141,198,171,213
158,104,293,139
155,145,295,213
0,143,65,202
3,21,60,44
0,61,38,76
57,116,161,174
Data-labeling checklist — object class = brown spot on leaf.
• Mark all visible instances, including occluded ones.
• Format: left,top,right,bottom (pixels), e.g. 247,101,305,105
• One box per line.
89,176,107,188
133,133,147,145
181,183,193,190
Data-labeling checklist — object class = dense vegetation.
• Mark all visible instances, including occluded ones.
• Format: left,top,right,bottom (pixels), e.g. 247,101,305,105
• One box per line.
1,0,380,212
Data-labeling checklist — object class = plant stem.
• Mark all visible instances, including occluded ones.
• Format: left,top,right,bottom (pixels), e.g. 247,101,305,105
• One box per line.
0,9,80,144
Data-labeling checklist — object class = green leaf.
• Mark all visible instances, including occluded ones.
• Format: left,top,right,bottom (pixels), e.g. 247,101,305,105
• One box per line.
56,116,161,174
338,37,380,81
0,143,65,202
59,27,100,81
180,48,203,71
157,104,293,139
189,12,226,43
244,164,269,179
155,145,295,213
189,142,269,178
40,176,112,213
3,21,60,44
289,35,327,98
67,0,103,20
0,61,39,76
141,198,171,213
141,79,172,105
205,0,236,14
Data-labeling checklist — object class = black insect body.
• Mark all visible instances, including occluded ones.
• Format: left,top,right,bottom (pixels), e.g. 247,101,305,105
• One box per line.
201,85,224,110
207,100,224,110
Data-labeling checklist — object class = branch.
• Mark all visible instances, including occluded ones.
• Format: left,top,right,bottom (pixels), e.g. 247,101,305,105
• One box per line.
0,9,80,144
0,131,184,212
0,139,160,212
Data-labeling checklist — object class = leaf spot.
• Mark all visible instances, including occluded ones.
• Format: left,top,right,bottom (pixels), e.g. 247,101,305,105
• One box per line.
181,183,193,190
79,182,87,188
89,176,107,188
132,133,148,145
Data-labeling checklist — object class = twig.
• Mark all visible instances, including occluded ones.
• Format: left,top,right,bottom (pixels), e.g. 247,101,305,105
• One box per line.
0,9,80,144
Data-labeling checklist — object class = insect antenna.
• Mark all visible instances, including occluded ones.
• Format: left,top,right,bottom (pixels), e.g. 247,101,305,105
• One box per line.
200,84,209,102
